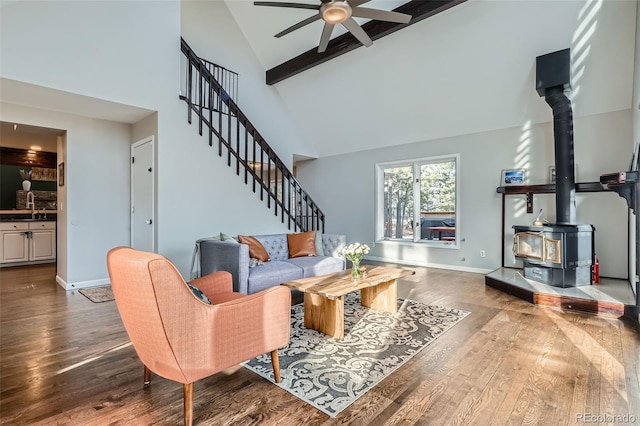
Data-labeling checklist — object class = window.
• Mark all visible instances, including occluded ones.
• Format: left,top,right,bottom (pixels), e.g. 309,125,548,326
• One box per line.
376,154,459,246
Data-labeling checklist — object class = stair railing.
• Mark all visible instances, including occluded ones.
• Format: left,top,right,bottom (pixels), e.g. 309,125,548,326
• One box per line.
180,38,325,232
196,57,238,116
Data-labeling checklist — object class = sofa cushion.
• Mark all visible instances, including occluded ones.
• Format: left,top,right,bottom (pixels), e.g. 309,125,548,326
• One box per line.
322,234,347,257
247,260,303,294
285,256,346,278
238,235,270,262
255,234,289,261
287,231,317,258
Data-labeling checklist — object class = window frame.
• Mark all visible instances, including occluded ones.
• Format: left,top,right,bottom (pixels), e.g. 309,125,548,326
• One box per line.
375,153,460,249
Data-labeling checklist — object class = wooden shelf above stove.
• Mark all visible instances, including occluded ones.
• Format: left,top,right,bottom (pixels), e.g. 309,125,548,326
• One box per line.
496,181,606,195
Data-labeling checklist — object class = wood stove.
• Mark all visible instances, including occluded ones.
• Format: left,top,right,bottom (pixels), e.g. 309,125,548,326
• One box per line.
513,224,594,287
512,48,594,288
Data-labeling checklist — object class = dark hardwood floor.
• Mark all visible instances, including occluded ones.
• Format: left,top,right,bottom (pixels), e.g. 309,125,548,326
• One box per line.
1,263,639,425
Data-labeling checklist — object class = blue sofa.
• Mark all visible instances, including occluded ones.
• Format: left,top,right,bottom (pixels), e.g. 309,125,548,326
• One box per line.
198,233,346,295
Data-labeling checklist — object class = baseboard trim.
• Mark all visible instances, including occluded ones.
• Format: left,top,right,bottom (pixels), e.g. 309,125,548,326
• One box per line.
56,275,110,290
364,255,493,275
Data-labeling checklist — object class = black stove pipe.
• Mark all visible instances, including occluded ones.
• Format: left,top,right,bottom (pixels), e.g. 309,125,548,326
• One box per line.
544,86,576,225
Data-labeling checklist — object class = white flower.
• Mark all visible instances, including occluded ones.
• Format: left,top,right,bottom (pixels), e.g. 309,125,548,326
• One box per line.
338,242,370,263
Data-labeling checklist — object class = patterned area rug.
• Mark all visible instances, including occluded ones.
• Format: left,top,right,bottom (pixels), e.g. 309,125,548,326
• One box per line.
78,285,114,303
243,293,470,418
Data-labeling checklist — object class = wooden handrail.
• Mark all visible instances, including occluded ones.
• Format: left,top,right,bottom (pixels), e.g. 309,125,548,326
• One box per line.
180,38,325,232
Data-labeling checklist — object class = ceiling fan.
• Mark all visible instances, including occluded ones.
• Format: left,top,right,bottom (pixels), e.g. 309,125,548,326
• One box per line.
254,0,412,53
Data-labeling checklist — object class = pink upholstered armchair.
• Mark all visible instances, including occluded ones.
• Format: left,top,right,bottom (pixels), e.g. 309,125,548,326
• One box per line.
106,247,291,426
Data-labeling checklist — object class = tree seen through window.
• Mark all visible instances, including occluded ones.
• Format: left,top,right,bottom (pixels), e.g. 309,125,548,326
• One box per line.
379,156,458,243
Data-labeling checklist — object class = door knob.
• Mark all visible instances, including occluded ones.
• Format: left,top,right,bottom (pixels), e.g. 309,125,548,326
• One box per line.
145,219,153,225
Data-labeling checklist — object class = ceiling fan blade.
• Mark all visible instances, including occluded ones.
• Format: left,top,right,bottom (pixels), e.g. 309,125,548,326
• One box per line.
351,7,411,24
348,0,372,6
341,17,373,47
318,22,335,53
275,14,322,38
254,1,320,11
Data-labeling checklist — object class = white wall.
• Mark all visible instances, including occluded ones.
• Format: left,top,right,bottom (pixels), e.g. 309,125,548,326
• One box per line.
0,0,636,285
288,0,636,279
297,109,632,277
262,0,637,158
0,0,303,283
0,1,179,111
0,102,132,287
180,0,317,166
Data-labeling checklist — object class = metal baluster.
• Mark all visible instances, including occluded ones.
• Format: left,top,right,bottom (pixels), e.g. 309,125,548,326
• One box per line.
209,79,213,147
187,62,193,124
244,127,249,184
227,99,232,166
267,156,272,209
198,66,203,136
236,114,241,175
252,135,257,193
260,144,264,201
288,175,292,230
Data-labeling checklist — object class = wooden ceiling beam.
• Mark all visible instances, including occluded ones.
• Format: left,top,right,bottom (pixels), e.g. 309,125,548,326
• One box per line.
265,0,468,85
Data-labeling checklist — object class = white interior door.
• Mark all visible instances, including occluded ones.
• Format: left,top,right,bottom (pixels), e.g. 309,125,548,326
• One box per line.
131,137,155,252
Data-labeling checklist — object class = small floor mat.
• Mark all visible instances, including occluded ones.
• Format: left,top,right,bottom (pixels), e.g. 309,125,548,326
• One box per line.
78,286,114,303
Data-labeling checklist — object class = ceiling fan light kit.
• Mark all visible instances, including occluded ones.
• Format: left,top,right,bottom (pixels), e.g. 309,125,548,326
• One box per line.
320,1,352,24
254,0,411,53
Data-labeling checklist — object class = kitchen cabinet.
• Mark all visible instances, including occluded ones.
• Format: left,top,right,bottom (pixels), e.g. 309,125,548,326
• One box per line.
28,221,56,261
0,221,56,264
0,222,29,263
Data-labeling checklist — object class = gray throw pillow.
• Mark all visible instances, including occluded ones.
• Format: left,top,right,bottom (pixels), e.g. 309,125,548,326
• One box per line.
220,232,239,243
315,232,325,256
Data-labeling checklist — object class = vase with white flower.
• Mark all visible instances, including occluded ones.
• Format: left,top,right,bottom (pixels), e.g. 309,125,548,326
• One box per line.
338,242,370,279
19,169,32,191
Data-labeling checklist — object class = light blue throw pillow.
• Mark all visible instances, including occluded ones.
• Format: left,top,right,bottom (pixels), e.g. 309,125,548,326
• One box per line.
315,231,325,256
220,232,239,243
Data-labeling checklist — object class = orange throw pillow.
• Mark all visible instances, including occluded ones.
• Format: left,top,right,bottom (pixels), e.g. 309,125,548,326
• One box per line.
238,235,271,262
287,231,317,258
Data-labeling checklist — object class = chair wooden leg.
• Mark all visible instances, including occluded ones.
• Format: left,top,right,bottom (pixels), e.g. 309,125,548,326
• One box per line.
143,365,151,386
270,349,281,383
183,383,193,426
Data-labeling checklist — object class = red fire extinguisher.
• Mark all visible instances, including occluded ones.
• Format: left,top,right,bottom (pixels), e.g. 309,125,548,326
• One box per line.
592,255,600,284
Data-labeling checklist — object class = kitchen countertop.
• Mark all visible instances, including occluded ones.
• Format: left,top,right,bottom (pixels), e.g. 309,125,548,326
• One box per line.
0,218,57,222
0,210,58,222
0,210,58,214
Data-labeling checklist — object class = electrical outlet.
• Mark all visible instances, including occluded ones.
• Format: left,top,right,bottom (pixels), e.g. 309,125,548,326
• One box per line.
480,250,486,258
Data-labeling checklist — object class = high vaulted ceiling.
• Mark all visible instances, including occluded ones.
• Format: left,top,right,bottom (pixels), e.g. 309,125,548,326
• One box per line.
226,0,410,72
222,0,637,159
228,0,466,85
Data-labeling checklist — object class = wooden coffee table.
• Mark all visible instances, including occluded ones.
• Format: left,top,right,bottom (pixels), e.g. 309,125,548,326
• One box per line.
281,266,415,339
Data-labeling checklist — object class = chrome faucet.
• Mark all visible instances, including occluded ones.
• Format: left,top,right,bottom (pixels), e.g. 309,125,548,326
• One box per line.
26,191,35,219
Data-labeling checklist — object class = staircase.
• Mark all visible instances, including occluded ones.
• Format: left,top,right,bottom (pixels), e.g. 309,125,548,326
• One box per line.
180,38,324,232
